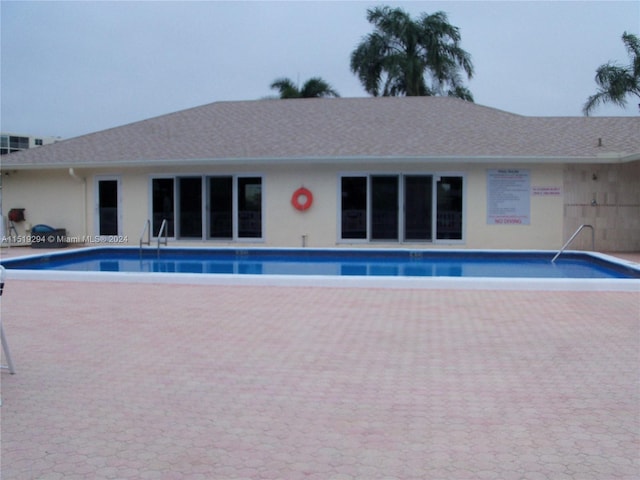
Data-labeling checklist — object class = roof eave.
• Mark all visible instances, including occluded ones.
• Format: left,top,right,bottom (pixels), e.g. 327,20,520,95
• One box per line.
2,153,638,171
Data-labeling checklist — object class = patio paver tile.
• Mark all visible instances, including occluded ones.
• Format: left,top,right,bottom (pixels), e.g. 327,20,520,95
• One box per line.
1,279,639,479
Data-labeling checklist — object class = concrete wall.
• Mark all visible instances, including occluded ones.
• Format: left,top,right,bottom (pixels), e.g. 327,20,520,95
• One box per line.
464,163,564,249
1,162,573,250
564,160,640,252
1,169,86,238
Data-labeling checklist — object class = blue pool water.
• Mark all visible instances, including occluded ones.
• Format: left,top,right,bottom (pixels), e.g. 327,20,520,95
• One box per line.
2,247,639,279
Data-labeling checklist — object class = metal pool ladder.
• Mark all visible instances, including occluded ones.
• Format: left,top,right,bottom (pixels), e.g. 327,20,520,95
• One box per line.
139,219,168,258
139,220,151,249
156,219,169,257
551,224,594,263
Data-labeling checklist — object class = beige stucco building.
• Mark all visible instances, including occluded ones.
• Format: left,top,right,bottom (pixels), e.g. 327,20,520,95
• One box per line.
1,97,638,251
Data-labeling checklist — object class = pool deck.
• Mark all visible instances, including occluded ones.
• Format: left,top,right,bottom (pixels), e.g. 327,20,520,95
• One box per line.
1,247,639,479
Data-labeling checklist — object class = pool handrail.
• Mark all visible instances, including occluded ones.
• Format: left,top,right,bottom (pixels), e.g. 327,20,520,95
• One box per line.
157,219,169,257
552,224,595,263
139,219,151,251
139,219,168,258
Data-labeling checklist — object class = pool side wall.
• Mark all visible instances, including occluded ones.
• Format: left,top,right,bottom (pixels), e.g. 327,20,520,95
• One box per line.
2,247,639,292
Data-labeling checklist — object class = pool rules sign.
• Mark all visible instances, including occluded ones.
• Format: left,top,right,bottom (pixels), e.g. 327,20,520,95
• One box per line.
487,169,530,225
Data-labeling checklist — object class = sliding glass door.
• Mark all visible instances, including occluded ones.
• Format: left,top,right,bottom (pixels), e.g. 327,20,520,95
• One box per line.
209,177,233,238
339,174,462,242
151,175,263,240
152,178,175,237
436,176,463,240
404,175,432,241
371,175,399,240
237,177,262,238
178,177,202,238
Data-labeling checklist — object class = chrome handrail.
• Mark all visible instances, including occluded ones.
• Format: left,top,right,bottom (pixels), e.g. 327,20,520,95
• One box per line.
551,224,595,263
139,219,151,259
139,219,151,248
157,219,168,257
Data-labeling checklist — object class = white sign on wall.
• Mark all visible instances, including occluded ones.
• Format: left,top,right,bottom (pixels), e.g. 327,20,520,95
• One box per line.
487,169,530,225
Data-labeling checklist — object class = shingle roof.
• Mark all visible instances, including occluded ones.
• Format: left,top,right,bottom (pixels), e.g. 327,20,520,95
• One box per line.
3,97,639,168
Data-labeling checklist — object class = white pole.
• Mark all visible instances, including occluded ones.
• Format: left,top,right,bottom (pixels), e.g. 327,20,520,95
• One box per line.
0,265,16,375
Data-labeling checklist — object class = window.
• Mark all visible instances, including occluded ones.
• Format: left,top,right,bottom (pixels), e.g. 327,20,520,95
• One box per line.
371,175,399,240
436,176,463,240
152,178,175,237
1,135,28,154
97,179,119,236
178,177,202,238
209,177,233,238
339,174,463,242
35,139,43,146
405,175,433,240
341,177,367,239
151,175,263,240
9,136,28,150
238,177,262,238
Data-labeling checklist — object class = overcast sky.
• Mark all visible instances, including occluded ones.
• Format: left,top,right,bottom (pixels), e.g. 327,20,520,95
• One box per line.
1,1,638,139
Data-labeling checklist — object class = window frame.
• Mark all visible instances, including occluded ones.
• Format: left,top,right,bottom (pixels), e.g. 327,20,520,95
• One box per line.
149,174,265,242
435,175,465,242
337,172,465,244
94,175,122,238
150,175,176,238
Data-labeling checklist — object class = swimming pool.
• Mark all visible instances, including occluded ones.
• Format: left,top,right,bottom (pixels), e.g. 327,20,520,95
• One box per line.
2,247,639,291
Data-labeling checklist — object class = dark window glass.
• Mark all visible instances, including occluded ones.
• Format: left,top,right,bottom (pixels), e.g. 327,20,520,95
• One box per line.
9,136,28,149
238,177,262,238
371,176,399,240
436,176,463,240
152,178,175,237
209,177,233,238
98,180,118,236
404,175,432,241
178,177,202,238
341,177,367,239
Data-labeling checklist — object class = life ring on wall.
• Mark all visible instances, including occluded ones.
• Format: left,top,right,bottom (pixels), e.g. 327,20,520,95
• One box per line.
291,187,313,211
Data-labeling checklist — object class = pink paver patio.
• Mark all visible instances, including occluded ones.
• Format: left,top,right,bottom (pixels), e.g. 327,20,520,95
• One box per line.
1,276,639,479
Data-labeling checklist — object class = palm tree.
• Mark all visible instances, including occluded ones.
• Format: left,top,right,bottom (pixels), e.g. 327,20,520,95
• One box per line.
350,6,474,100
583,32,640,115
270,77,340,99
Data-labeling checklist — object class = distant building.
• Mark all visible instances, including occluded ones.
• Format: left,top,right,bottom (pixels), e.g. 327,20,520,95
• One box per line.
0,133,60,155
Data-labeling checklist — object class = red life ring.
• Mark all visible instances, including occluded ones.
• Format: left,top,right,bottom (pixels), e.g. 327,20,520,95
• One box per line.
291,187,313,211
